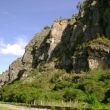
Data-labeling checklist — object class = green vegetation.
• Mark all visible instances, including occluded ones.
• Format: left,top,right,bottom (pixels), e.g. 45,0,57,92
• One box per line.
88,35,110,48
77,35,110,49
0,62,110,109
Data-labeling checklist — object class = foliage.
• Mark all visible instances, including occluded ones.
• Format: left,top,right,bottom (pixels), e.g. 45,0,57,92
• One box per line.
86,94,99,105
77,35,110,50
0,67,110,109
88,35,110,48
63,88,86,102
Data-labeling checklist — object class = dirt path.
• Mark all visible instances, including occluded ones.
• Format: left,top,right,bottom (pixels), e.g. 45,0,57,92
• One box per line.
0,103,50,110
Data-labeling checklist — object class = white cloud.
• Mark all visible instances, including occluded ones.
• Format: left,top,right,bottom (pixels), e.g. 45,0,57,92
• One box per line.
0,38,27,56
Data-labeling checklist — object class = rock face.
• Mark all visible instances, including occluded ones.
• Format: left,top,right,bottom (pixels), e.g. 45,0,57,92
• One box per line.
0,58,23,86
23,28,51,68
1,0,110,86
47,19,68,60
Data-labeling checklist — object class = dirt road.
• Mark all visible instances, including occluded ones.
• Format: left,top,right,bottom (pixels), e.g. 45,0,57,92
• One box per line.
0,103,50,110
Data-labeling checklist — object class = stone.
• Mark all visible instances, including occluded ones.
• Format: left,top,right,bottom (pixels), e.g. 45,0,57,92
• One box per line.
1,0,110,86
91,0,97,6
47,20,68,60
88,57,99,69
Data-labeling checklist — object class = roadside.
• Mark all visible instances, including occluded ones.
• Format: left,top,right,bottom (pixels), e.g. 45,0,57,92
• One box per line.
0,103,50,110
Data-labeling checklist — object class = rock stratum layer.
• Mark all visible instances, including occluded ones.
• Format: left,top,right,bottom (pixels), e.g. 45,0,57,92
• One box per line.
1,0,110,86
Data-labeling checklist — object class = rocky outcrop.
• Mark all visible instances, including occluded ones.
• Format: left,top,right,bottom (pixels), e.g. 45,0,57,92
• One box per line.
0,28,51,87
8,58,24,81
87,43,110,70
1,0,110,86
23,28,51,68
0,58,23,86
47,19,68,60
0,71,9,86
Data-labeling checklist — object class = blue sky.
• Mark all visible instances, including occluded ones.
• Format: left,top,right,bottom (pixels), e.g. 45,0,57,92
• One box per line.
0,0,82,74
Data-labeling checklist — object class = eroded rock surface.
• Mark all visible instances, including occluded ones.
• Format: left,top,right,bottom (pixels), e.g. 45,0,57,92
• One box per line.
1,0,110,86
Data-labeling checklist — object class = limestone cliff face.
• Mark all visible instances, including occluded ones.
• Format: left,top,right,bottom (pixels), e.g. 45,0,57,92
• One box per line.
0,28,51,86
22,28,51,68
1,0,110,86
47,20,68,60
0,58,23,86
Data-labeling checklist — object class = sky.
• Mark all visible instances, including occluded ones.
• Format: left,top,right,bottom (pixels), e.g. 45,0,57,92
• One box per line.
0,0,83,74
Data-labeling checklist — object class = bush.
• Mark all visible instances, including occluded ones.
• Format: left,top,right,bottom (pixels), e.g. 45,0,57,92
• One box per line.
86,94,100,105
53,81,73,90
78,79,105,102
1,68,110,108
42,91,63,101
104,89,110,103
1,84,43,104
99,70,110,82
63,88,86,102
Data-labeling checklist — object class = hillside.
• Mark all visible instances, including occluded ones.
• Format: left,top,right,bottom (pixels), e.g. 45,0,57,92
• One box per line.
0,0,110,109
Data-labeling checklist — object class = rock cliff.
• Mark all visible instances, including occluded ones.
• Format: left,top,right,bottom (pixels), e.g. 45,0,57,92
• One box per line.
1,0,110,86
